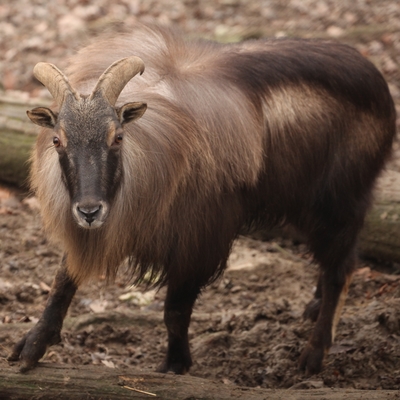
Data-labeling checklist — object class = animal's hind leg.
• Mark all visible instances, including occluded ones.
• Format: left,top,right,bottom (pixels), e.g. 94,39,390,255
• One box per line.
303,271,323,322
299,229,357,375
157,281,201,374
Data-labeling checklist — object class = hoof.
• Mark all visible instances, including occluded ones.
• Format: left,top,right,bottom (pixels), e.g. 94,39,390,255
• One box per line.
156,355,192,375
299,344,324,375
7,323,61,373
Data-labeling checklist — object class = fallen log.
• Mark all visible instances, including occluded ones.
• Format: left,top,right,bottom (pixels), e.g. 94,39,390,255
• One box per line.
359,169,400,263
0,91,50,187
0,90,399,264
0,358,398,400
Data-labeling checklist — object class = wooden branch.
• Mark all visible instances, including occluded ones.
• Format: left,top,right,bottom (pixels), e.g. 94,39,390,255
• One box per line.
0,359,397,400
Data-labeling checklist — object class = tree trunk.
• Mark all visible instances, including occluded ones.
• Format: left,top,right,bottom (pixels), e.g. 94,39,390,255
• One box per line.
1,91,400,263
0,358,397,400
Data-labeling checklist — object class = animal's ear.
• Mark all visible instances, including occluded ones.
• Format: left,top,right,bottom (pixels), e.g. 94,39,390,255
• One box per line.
117,102,147,125
27,107,58,128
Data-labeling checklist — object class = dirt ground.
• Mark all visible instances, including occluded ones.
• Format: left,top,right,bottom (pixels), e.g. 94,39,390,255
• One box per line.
1,0,400,394
1,185,400,391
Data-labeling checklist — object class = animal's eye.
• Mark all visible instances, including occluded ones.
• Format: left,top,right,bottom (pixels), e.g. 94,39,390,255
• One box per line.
114,133,123,145
53,137,61,147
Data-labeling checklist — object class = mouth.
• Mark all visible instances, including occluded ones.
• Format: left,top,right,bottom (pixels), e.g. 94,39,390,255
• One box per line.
77,218,105,229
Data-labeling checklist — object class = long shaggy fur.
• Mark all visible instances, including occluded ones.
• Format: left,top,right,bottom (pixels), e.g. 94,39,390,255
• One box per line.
31,24,396,288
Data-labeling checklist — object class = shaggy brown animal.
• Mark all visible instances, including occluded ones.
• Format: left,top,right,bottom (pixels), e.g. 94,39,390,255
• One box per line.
9,24,396,375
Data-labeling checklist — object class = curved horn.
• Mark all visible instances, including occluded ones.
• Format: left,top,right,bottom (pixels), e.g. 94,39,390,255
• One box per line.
90,56,145,106
33,62,80,106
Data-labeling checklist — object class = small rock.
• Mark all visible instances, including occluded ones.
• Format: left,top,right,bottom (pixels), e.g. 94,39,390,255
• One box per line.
89,299,108,313
368,40,384,55
382,56,398,74
230,285,242,293
326,26,344,38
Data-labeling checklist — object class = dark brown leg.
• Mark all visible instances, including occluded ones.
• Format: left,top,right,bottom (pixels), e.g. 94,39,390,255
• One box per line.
156,282,201,374
8,257,77,372
299,237,356,374
303,271,323,322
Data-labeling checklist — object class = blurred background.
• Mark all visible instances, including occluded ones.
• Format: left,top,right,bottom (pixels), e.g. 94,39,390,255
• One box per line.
1,0,399,97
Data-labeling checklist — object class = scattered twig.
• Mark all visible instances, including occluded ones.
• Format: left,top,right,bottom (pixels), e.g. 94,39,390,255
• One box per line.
123,385,157,397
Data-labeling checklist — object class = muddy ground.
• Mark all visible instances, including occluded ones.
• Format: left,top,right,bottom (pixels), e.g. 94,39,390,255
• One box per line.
1,0,400,394
1,185,400,391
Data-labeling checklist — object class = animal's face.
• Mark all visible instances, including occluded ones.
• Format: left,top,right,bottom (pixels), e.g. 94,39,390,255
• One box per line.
27,57,146,229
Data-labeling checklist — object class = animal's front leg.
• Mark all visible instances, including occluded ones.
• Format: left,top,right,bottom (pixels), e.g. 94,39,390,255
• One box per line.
157,281,201,374
8,257,77,372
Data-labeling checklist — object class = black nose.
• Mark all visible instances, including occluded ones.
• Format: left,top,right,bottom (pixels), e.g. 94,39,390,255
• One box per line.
77,205,101,225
